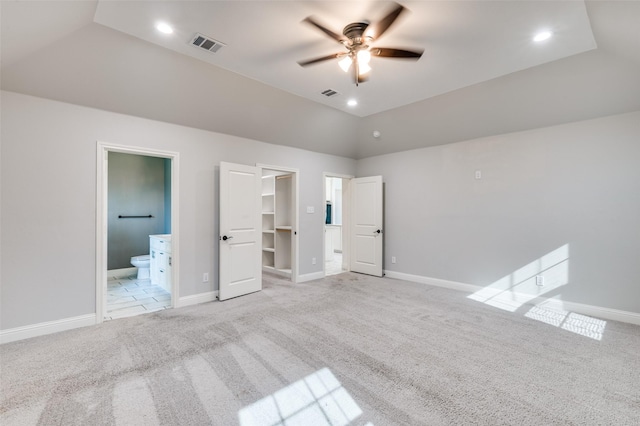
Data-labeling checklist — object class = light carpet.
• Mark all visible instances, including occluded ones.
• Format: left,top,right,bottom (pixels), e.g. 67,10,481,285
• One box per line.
1,272,639,425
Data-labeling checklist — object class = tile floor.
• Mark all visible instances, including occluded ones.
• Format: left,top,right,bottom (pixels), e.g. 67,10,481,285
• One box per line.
325,252,346,276
106,275,171,320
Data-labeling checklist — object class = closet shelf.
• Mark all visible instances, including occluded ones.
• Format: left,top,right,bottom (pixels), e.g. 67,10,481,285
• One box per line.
262,172,292,279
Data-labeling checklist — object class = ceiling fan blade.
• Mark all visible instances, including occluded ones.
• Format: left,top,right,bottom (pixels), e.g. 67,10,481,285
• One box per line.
372,47,424,59
302,17,346,43
357,72,369,85
364,2,406,40
297,53,343,67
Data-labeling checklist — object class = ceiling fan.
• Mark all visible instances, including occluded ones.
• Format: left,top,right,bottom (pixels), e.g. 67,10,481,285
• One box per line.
297,2,424,86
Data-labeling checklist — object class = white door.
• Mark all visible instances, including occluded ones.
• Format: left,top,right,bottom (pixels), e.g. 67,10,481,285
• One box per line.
219,162,262,301
350,176,383,276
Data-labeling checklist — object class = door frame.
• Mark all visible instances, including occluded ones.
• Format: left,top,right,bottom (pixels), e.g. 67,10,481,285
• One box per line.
257,163,299,282
322,173,354,277
96,142,180,323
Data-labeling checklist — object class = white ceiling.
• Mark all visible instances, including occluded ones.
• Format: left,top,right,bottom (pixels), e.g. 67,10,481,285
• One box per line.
92,0,597,117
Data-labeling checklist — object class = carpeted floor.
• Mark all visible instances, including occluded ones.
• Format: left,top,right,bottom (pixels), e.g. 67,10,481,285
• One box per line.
1,272,639,425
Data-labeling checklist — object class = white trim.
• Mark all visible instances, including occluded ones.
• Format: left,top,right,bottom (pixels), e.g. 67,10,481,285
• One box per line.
107,267,137,279
384,270,640,326
536,299,640,326
1,314,96,344
385,270,479,293
297,271,326,283
176,291,218,308
96,142,180,324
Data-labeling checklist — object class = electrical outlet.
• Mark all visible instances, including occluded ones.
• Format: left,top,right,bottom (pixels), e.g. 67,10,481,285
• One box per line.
391,256,397,264
535,275,544,286
203,273,209,282
312,257,316,265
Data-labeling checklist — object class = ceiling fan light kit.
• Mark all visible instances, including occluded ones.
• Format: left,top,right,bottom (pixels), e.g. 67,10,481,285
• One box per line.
297,2,424,86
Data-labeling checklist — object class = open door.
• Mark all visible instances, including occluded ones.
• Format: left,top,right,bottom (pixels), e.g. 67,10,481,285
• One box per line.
350,176,383,277
219,162,262,301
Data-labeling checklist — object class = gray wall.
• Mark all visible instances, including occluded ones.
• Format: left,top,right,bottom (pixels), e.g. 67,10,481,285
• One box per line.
1,91,356,330
2,90,638,332
357,111,640,314
107,152,168,270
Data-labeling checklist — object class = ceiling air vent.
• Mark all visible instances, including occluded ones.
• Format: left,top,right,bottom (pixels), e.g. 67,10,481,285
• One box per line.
321,89,340,97
190,33,225,53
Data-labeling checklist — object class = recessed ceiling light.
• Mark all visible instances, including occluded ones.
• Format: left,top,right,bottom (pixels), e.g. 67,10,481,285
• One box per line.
347,99,358,107
156,22,174,34
533,31,552,42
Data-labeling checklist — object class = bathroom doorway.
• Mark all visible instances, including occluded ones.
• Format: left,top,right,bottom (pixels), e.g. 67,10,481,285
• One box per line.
96,143,179,323
323,173,352,276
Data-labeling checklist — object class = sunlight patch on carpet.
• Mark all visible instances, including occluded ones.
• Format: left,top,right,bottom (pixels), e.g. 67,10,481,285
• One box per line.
525,305,606,340
238,367,369,426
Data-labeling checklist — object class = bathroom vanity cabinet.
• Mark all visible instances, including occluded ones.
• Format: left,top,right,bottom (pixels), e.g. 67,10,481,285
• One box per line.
150,234,172,292
261,173,292,277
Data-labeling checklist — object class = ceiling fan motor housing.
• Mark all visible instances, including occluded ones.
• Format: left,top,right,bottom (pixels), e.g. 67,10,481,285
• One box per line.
343,22,371,46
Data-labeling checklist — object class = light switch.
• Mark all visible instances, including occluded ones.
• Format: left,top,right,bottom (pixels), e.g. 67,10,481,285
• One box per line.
307,206,315,214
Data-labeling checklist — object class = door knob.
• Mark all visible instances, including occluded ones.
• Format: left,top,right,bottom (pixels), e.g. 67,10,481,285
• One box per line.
373,229,382,234
221,235,233,241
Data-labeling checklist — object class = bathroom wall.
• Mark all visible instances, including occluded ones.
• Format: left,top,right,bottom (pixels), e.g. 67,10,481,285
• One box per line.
325,177,343,225
107,152,168,270
164,159,172,233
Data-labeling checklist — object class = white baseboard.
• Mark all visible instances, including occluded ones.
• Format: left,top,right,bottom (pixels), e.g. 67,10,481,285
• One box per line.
176,291,218,308
536,298,640,326
1,314,97,344
297,271,325,283
385,270,479,293
384,270,640,326
107,267,137,279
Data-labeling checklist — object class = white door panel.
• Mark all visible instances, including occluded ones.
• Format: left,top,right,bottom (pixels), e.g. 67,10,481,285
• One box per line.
350,176,383,277
354,236,376,265
219,162,262,301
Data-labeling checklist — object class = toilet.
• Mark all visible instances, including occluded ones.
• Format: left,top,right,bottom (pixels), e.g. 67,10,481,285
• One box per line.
130,255,150,280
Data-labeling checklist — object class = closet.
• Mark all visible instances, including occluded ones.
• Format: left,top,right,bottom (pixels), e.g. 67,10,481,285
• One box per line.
261,171,293,277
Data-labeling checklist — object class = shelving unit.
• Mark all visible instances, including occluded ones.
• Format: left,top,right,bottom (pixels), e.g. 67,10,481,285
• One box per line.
262,173,292,277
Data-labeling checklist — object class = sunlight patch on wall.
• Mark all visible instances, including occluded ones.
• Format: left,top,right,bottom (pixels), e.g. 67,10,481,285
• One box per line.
467,244,569,312
238,367,372,426
525,305,606,340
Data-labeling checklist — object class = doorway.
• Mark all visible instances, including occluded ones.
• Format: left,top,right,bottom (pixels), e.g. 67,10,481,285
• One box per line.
218,162,299,301
323,174,384,277
96,143,180,323
260,164,299,282
323,173,352,276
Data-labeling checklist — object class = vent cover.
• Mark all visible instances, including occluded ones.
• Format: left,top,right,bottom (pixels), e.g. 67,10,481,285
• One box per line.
321,89,340,97
190,33,225,53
